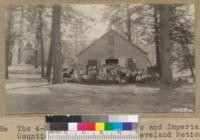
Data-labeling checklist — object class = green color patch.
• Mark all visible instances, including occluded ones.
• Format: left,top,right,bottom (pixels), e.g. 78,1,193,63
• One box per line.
105,122,113,130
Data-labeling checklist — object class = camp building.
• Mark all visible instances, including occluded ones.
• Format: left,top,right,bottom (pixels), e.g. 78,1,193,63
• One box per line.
77,30,151,73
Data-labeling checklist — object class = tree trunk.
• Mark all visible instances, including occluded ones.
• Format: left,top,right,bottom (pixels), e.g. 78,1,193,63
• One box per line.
51,5,62,84
46,43,54,82
126,4,132,42
154,5,161,78
186,55,195,81
17,47,21,64
37,6,45,78
46,7,56,82
18,7,24,65
35,50,38,68
5,6,14,79
159,5,173,84
9,53,12,66
5,44,9,79
189,66,195,81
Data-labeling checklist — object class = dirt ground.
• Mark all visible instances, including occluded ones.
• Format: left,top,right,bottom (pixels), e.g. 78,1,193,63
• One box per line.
6,72,195,114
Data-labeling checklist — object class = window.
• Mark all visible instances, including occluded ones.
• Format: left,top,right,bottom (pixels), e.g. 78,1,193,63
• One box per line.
108,35,114,45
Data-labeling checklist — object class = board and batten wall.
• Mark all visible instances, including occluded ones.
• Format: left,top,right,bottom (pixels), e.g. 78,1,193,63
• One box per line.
77,30,151,72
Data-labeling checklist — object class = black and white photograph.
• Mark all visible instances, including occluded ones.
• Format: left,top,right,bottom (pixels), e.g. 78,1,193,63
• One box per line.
5,4,195,114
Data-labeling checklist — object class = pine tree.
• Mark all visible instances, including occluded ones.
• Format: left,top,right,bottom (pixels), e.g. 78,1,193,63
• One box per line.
159,5,173,84
51,5,62,84
36,5,45,77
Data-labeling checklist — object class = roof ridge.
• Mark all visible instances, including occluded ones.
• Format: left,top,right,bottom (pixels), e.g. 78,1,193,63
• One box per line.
109,29,148,55
77,29,148,57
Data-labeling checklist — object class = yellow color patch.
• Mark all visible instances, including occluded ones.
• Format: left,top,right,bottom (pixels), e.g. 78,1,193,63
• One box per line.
95,123,105,131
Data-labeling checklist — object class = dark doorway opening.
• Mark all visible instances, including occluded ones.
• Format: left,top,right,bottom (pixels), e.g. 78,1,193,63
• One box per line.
86,59,98,74
105,59,119,65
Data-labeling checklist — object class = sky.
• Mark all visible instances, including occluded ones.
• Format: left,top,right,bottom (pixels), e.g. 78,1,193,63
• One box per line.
72,5,109,42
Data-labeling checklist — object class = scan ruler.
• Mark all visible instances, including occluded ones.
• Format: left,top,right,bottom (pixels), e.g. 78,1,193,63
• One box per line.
45,115,140,140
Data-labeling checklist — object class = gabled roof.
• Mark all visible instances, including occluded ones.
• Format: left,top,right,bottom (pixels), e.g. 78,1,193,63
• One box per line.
77,29,148,57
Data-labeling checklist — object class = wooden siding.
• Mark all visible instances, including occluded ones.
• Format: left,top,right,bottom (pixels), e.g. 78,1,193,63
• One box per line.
77,30,151,71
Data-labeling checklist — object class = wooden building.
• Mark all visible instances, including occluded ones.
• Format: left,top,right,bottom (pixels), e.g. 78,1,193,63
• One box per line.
77,30,151,73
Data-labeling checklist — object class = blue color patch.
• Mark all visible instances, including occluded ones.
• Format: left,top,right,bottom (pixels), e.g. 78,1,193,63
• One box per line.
113,123,123,130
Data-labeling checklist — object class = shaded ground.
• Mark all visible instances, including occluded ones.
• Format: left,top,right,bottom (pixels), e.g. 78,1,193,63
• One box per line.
6,65,195,114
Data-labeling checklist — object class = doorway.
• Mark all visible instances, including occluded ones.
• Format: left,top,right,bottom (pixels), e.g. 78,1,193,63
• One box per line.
105,59,119,65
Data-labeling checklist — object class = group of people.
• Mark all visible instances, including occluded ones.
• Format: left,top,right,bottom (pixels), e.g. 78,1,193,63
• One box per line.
63,63,159,84
86,64,151,84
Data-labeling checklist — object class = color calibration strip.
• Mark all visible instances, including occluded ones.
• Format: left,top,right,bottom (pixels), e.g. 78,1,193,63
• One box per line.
47,122,137,131
46,115,139,140
46,115,139,123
